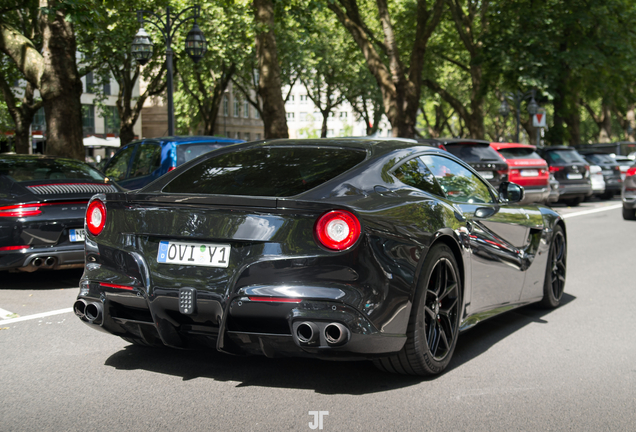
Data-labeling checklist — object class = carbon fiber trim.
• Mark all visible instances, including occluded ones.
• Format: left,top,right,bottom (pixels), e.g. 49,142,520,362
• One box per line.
27,183,118,195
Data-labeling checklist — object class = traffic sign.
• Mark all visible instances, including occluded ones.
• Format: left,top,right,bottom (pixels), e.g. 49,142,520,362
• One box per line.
533,113,547,128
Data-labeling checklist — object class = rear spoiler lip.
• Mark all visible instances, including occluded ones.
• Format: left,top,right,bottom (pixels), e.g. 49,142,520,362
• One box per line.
121,193,347,212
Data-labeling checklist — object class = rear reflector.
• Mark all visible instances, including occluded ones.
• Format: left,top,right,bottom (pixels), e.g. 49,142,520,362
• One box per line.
99,282,134,291
248,296,302,303
549,166,565,173
0,245,30,251
626,167,636,177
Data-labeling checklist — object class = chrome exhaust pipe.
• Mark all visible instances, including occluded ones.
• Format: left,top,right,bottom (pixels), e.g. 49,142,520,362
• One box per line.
73,299,87,319
85,302,103,325
45,257,57,267
324,323,350,346
32,257,43,267
295,321,320,345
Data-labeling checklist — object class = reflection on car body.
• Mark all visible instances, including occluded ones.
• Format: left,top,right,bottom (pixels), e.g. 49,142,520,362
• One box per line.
74,139,567,376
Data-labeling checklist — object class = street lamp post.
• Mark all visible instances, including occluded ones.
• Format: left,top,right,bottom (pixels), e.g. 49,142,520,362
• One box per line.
498,90,539,143
131,6,207,136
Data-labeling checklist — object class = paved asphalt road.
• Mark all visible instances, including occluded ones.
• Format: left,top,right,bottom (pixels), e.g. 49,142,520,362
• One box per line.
0,199,633,431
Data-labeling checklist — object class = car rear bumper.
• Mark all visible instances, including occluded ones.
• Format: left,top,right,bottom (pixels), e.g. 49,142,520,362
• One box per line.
75,280,407,359
557,183,593,200
520,187,550,204
0,244,85,272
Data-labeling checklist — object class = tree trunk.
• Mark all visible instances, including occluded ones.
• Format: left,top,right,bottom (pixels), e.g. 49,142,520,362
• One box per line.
38,3,83,159
253,0,288,139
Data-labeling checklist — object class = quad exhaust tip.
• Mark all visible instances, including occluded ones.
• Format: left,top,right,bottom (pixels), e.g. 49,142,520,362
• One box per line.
296,322,320,345
324,322,350,346
294,321,350,347
75,300,103,325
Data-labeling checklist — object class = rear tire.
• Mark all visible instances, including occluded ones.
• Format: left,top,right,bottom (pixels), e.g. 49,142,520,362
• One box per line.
373,244,461,376
622,206,636,220
540,225,567,308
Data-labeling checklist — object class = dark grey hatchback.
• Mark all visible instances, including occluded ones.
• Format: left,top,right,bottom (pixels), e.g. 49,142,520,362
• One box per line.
580,152,622,199
437,139,509,189
539,147,592,206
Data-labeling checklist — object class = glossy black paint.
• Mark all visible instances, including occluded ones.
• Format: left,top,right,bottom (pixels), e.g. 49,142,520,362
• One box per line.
76,139,565,362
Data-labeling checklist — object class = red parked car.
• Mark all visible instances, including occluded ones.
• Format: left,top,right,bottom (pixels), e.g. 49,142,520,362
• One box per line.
490,142,550,204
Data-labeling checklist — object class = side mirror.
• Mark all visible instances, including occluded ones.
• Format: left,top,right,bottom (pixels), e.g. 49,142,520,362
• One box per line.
498,181,524,203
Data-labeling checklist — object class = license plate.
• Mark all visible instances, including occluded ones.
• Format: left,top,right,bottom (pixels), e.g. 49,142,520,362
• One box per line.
521,169,539,177
69,229,85,242
567,173,583,180
478,171,494,179
157,240,230,268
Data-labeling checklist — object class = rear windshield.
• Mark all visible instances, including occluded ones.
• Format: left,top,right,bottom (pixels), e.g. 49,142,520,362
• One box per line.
544,149,587,165
584,154,616,165
176,143,230,165
445,144,503,162
163,146,367,197
0,157,104,182
496,147,543,160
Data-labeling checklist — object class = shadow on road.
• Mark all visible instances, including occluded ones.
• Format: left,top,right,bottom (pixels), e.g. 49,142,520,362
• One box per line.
2,268,84,290
103,293,575,395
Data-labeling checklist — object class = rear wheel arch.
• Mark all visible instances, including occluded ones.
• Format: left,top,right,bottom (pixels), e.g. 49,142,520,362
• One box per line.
427,234,465,301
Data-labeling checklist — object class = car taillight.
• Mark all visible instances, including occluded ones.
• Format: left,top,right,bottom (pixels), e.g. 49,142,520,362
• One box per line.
314,210,361,251
549,166,564,173
626,167,636,177
510,169,519,175
86,199,106,236
0,245,30,251
0,204,42,217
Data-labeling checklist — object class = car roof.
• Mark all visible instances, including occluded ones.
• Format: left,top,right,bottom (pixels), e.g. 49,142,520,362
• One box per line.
542,146,577,151
490,142,537,150
135,136,244,146
434,138,491,146
0,154,84,163
255,138,447,157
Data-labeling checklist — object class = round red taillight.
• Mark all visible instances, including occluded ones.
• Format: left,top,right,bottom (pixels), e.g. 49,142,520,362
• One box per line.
86,200,106,236
314,210,361,251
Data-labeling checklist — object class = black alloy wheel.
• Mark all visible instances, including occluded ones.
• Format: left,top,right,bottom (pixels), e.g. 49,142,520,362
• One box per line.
374,244,461,376
541,225,567,308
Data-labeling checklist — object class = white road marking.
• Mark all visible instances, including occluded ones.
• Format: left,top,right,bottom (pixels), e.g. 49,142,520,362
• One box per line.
0,308,73,325
0,307,16,319
561,203,622,219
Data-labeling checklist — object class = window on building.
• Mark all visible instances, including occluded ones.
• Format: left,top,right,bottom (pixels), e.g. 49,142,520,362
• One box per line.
254,109,260,119
244,100,249,118
32,107,45,131
329,111,335,117
300,95,308,104
256,133,261,140
286,95,295,103
340,111,347,118
223,95,229,116
327,129,334,137
82,105,95,134
300,112,308,122
226,131,231,138
234,98,240,117
245,132,250,141
339,129,345,136
235,132,240,139
286,112,295,119
85,72,95,93
103,79,111,96
104,106,120,134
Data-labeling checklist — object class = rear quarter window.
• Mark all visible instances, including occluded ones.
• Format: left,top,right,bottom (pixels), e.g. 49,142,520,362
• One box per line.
163,147,367,197
0,157,104,182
